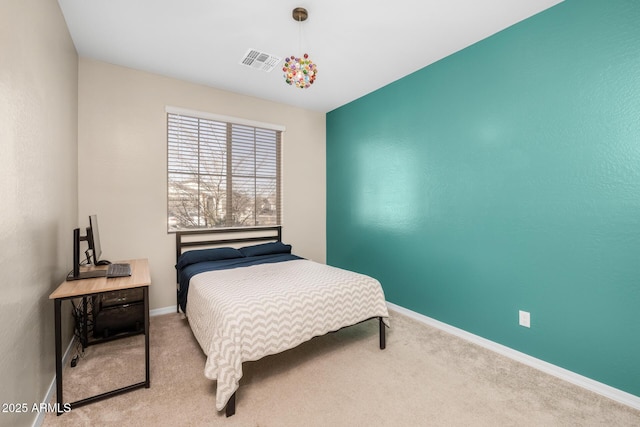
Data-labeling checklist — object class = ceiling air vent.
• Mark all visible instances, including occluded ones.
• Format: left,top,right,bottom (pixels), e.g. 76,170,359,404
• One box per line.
239,49,281,72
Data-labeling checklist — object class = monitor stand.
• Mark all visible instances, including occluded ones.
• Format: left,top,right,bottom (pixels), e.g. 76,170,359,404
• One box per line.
67,228,108,281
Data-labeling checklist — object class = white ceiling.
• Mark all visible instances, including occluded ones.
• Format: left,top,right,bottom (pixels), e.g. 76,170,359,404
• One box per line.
57,0,563,113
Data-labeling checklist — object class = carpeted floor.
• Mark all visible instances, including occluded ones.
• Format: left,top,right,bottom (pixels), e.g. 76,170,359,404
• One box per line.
42,310,640,426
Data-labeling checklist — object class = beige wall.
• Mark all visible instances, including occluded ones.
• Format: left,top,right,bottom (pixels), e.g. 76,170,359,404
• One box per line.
0,1,79,426
78,59,326,311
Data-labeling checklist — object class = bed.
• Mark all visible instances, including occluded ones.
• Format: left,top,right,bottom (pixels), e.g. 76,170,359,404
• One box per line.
175,226,389,416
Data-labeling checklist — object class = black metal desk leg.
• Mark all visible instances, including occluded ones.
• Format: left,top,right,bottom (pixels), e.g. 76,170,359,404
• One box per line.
144,286,150,388
55,299,63,416
82,297,88,349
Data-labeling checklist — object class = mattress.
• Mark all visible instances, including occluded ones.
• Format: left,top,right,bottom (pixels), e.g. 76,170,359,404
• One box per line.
185,258,389,411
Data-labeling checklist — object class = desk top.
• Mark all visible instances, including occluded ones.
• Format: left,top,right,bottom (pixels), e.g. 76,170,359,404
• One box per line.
50,258,151,300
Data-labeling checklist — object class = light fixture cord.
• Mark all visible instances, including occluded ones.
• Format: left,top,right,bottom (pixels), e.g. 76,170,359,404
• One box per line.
298,15,302,54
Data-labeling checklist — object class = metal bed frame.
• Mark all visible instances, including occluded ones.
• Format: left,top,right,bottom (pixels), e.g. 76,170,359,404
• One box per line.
175,225,386,417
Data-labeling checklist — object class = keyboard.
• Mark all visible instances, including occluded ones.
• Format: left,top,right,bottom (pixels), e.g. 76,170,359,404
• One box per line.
106,263,132,278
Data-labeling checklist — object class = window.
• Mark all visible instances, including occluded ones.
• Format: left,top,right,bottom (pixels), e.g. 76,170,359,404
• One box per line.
167,109,282,232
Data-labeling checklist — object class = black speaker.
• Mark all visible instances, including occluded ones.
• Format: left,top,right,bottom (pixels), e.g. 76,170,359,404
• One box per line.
93,289,144,338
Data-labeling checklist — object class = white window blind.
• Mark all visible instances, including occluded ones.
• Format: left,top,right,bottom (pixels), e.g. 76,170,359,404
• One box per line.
167,112,282,231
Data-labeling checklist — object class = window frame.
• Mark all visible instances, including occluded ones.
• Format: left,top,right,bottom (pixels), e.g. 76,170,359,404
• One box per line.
166,106,284,233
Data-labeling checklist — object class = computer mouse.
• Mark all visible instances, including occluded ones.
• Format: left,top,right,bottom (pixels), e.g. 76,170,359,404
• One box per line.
95,260,112,266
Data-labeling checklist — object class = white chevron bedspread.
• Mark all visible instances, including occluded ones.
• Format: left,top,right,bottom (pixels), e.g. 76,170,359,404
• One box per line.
186,259,389,411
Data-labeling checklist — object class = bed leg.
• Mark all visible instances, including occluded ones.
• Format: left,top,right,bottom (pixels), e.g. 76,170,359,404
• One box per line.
379,317,386,350
225,392,236,417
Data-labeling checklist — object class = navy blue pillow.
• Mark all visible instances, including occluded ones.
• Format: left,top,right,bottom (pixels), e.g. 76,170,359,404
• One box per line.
176,247,243,270
239,241,292,257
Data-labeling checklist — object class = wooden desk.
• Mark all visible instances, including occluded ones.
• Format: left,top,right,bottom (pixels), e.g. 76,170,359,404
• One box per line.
49,258,151,415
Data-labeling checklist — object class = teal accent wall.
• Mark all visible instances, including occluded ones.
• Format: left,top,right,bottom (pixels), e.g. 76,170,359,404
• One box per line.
327,0,640,397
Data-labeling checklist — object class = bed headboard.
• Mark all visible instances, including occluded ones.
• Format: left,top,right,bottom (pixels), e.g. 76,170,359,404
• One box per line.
174,226,282,313
175,225,282,266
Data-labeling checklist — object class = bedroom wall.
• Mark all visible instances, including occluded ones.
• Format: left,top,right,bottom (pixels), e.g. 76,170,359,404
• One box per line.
77,59,326,311
327,0,640,400
0,1,79,426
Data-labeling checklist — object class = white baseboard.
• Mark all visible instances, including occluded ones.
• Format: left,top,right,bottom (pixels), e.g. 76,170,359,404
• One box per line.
150,305,177,317
32,336,76,427
387,302,640,411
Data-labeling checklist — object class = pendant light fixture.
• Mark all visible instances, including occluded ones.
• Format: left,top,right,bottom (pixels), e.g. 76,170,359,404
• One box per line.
283,7,317,89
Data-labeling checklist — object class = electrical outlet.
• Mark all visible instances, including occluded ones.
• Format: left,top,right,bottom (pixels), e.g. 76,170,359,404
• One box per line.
519,310,531,328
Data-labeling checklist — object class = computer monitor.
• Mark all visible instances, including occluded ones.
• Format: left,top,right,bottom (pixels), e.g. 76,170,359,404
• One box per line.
67,226,106,281
88,214,102,265
66,214,109,281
